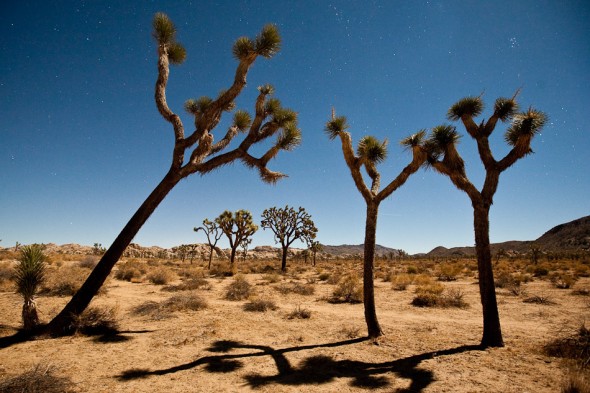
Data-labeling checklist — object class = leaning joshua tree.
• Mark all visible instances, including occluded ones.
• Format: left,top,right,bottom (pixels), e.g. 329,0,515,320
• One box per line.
325,112,427,339
261,205,318,272
215,210,258,269
195,218,223,269
423,92,547,347
46,13,300,335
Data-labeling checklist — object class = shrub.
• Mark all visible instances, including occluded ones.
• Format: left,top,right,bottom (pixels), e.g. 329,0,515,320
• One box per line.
274,282,315,296
406,265,418,274
41,266,89,296
330,274,363,303
561,370,590,393
243,298,278,312
544,324,590,367
263,273,282,283
572,287,590,296
339,325,361,339
0,363,76,393
163,277,210,292
79,255,99,269
523,294,555,305
73,306,119,336
225,275,252,301
179,267,206,280
391,274,413,291
318,272,331,281
437,263,461,281
287,305,311,319
533,266,549,277
551,273,578,289
412,284,468,308
147,267,177,285
115,260,148,282
165,293,208,312
326,272,342,285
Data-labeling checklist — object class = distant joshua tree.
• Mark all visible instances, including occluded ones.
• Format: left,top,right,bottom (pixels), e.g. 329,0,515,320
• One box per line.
195,219,223,269
15,244,46,331
46,13,300,335
309,241,323,266
422,92,547,348
325,111,427,339
261,206,318,272
215,210,258,268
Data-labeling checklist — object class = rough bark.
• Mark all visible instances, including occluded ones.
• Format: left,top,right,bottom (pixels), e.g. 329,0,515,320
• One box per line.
363,202,383,339
22,298,39,331
473,202,504,347
46,169,181,335
280,245,288,272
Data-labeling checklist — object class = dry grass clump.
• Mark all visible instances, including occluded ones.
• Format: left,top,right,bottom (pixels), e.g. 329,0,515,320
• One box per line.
178,266,206,280
0,363,77,393
544,324,590,367
115,260,148,282
262,273,282,283
523,294,556,305
78,255,99,269
147,267,177,285
41,266,90,296
0,261,14,291
132,292,207,320
391,273,413,291
561,369,590,393
551,272,579,289
572,287,590,296
329,274,363,304
225,275,252,301
437,263,461,281
209,262,235,277
163,277,210,292
73,305,119,336
287,305,311,319
243,298,278,312
339,325,361,339
411,284,468,308
274,282,315,296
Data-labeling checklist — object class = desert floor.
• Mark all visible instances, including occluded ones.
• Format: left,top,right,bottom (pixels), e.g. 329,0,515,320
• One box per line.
0,259,588,392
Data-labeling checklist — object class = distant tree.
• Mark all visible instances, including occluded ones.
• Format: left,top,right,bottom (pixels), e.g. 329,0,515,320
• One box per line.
92,243,106,256
240,238,251,262
309,241,323,266
215,210,258,268
325,111,427,339
261,206,318,272
195,219,223,269
15,244,46,331
46,13,300,336
422,92,547,348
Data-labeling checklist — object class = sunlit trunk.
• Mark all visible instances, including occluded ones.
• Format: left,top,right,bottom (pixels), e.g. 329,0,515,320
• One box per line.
473,203,504,347
22,298,39,331
363,201,383,339
47,169,182,335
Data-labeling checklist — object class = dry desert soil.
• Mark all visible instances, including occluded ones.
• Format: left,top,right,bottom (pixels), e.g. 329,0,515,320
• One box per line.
0,256,588,392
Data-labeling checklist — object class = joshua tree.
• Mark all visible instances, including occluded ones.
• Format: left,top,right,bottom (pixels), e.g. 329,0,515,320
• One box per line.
14,244,46,331
195,218,223,269
46,13,300,335
215,210,258,268
261,205,318,272
325,112,427,339
422,92,547,347
309,241,323,266
240,238,251,262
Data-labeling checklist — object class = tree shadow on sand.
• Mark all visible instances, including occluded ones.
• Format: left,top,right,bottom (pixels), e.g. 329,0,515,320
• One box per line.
118,337,482,392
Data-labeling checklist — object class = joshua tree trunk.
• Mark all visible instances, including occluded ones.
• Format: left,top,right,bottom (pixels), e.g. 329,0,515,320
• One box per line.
280,244,288,272
363,202,383,339
22,298,40,331
208,249,214,270
47,169,181,335
473,202,503,347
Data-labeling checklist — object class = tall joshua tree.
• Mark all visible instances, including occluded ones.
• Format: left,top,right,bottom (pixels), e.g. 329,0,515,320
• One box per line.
423,92,547,347
46,13,300,335
261,205,318,272
195,218,223,269
215,210,258,268
325,112,427,339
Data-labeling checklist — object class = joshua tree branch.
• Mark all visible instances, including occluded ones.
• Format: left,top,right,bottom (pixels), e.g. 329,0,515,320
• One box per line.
338,132,372,202
377,146,426,202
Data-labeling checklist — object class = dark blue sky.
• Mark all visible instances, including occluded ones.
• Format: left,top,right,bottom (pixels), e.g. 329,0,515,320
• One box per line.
1,1,588,253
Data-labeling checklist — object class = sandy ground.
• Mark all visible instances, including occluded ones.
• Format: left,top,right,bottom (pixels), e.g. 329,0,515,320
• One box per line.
0,261,588,392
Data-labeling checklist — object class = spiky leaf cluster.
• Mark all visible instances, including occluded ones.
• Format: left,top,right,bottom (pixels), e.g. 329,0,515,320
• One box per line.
357,136,388,164
504,109,547,146
233,110,252,131
448,96,484,121
254,24,281,58
265,97,281,116
14,244,46,300
232,24,281,61
152,12,186,65
493,97,518,121
276,124,301,151
184,96,213,115
258,84,275,95
400,130,426,149
325,116,349,140
272,108,297,127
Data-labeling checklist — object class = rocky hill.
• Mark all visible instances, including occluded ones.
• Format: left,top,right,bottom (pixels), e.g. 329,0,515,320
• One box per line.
427,215,590,257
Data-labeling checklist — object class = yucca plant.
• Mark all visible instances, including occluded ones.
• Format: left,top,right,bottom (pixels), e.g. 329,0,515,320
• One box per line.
14,244,46,331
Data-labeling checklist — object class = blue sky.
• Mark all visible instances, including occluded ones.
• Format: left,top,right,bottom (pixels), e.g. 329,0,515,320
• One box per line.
1,1,588,254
